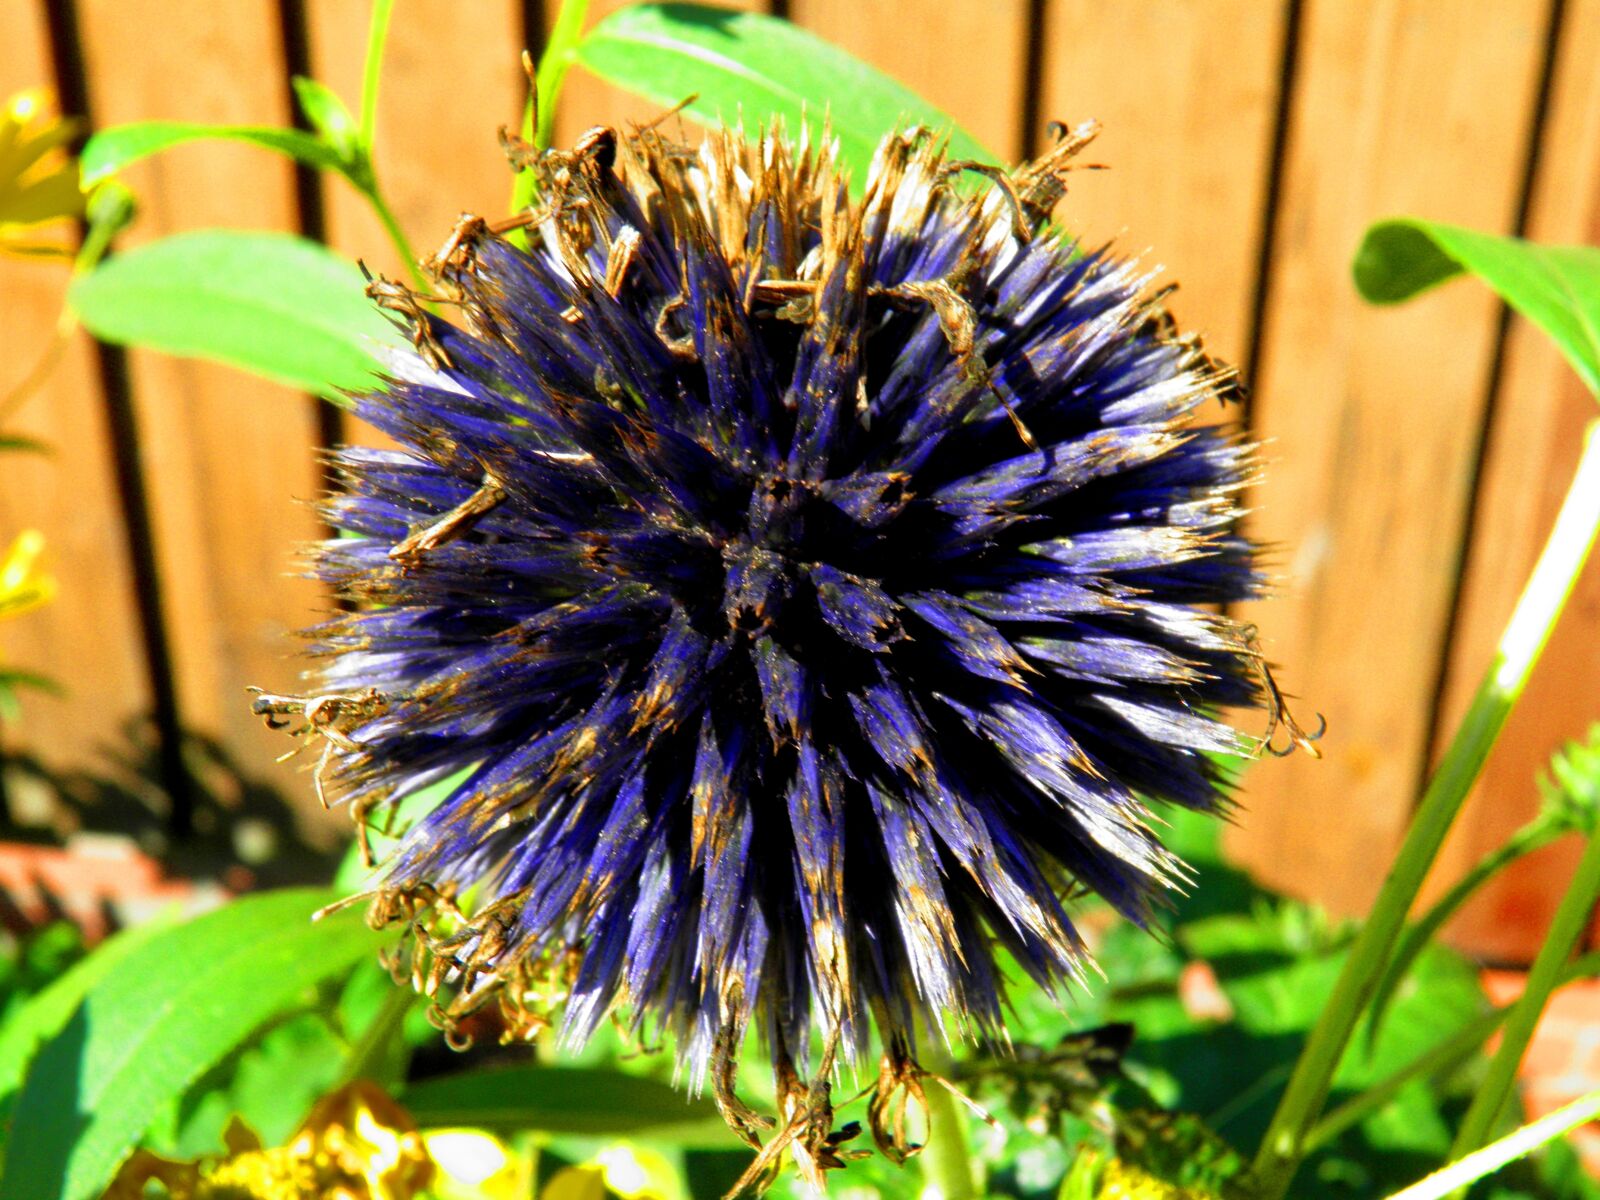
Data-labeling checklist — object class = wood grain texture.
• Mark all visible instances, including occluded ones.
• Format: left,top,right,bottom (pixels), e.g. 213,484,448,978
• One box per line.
1036,0,1288,368
788,0,1030,164
306,0,526,284
1227,0,1552,916
1420,0,1600,960
74,0,335,835
0,4,149,782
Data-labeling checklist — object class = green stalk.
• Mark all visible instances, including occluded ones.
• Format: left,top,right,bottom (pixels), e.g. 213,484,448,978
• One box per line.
921,1078,979,1200
1365,819,1557,1049
1448,826,1600,1172
1314,949,1600,1153
337,982,414,1088
1310,1008,1506,1152
365,184,426,291
507,0,590,249
1385,1089,1600,1200
359,0,396,153
1250,420,1600,1200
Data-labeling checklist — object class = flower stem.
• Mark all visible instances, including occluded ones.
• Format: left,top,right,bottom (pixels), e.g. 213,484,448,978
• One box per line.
1249,419,1600,1200
1447,826,1600,1172
1313,948,1600,1154
1363,819,1555,1049
1383,1089,1600,1200
359,0,395,153
365,185,425,292
921,1078,979,1200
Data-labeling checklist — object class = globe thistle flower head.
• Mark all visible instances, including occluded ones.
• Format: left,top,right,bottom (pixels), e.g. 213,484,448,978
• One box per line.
288,114,1312,1178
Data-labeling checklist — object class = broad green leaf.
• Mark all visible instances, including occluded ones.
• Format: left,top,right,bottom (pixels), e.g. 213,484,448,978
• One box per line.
291,77,361,165
574,3,992,186
0,916,173,1114
0,888,387,1200
69,230,403,398
401,1065,737,1147
1353,219,1600,397
79,122,343,189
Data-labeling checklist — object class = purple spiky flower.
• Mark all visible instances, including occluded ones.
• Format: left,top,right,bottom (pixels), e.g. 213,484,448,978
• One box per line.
290,118,1306,1177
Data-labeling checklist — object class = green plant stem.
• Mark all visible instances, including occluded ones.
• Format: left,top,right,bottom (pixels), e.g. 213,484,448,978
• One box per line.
1250,419,1600,1200
1365,819,1555,1048
921,1078,979,1200
1384,1089,1600,1200
1311,1008,1506,1153
535,0,590,154
364,185,425,291
1313,948,1600,1154
1448,827,1600,1172
359,0,395,153
337,981,413,1088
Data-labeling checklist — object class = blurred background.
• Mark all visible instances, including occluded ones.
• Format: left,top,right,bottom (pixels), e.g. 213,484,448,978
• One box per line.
1,0,1597,965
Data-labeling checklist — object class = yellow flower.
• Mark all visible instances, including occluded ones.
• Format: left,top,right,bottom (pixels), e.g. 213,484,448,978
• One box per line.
0,529,53,620
101,1080,435,1200
0,89,84,260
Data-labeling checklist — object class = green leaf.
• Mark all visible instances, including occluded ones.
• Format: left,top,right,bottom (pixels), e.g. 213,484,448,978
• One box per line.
80,121,343,189
0,917,172,1115
68,230,404,398
1353,219,1600,397
0,888,388,1200
291,77,362,165
574,3,992,187
400,1065,738,1147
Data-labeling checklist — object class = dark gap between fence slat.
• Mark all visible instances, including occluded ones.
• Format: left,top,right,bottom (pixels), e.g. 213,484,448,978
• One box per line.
41,0,197,836
274,0,348,550
521,0,549,66
1414,0,1569,797
1238,0,1304,407
1016,0,1046,158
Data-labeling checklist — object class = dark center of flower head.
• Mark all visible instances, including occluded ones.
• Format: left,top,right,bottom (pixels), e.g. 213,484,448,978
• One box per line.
287,116,1312,1182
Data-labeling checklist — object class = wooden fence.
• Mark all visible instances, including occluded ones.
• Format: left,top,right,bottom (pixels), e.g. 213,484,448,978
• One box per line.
3,0,1598,961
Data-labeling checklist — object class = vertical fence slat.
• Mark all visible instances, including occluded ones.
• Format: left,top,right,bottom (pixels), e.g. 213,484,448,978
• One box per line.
788,0,1031,164
1421,0,1600,960
0,2,150,785
306,0,526,287
1036,0,1290,367
74,0,333,831
1228,0,1553,916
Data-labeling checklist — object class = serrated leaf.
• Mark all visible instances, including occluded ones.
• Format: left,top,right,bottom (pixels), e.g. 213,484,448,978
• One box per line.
400,1065,737,1147
68,230,403,398
0,888,387,1200
574,3,991,187
79,122,343,188
1353,219,1600,397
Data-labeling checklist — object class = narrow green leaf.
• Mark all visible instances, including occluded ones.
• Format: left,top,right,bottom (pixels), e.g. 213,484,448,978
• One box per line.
291,77,361,164
1353,219,1600,397
400,1065,737,1147
80,122,343,188
68,231,404,398
574,3,992,186
0,889,387,1200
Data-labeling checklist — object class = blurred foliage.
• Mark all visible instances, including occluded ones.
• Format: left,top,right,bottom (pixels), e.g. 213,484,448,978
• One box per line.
0,89,82,260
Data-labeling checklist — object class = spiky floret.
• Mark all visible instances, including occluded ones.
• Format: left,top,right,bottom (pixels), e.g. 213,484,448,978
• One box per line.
294,118,1297,1177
